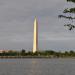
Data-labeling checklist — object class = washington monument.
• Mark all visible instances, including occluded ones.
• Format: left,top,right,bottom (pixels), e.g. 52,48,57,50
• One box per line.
32,17,38,53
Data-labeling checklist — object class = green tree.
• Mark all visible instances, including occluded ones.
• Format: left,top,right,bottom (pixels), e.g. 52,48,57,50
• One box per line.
64,51,69,56
21,49,26,56
58,0,75,30
69,50,75,56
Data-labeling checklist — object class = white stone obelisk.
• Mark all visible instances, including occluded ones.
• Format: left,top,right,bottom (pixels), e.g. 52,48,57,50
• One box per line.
32,17,38,53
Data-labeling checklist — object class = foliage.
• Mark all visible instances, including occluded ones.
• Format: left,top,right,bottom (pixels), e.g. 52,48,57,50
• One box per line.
67,0,75,3
0,49,75,57
20,49,26,56
58,0,75,30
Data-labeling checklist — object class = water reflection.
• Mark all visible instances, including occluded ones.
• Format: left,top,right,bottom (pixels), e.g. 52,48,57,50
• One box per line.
0,59,75,75
29,59,42,75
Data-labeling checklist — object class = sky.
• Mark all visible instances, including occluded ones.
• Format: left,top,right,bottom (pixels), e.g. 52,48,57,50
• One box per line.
0,0,75,51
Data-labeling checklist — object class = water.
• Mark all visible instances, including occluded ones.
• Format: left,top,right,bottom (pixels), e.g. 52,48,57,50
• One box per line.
0,58,75,75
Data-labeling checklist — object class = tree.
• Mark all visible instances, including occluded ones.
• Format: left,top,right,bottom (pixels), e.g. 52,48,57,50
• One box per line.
21,49,26,56
58,0,75,30
69,50,75,56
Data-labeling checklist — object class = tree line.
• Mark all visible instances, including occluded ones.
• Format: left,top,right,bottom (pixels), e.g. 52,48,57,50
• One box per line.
0,49,75,58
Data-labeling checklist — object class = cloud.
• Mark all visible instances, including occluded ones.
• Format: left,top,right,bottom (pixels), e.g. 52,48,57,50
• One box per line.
0,0,75,51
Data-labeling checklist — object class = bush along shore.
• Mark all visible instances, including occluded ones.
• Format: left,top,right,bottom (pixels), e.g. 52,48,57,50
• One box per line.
0,49,75,58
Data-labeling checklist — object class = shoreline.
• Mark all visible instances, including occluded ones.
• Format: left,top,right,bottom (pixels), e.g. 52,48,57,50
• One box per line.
0,56,51,59
0,56,75,59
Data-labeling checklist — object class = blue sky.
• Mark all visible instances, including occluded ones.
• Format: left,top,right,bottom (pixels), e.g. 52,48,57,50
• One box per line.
0,0,75,51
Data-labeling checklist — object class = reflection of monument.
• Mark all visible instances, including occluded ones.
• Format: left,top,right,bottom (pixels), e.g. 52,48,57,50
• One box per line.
32,17,38,53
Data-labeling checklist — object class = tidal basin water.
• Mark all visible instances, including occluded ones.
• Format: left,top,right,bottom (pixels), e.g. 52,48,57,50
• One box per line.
0,58,75,75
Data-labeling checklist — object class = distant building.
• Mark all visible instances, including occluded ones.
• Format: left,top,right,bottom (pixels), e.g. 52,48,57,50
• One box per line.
0,50,9,53
0,50,3,53
0,50,16,53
